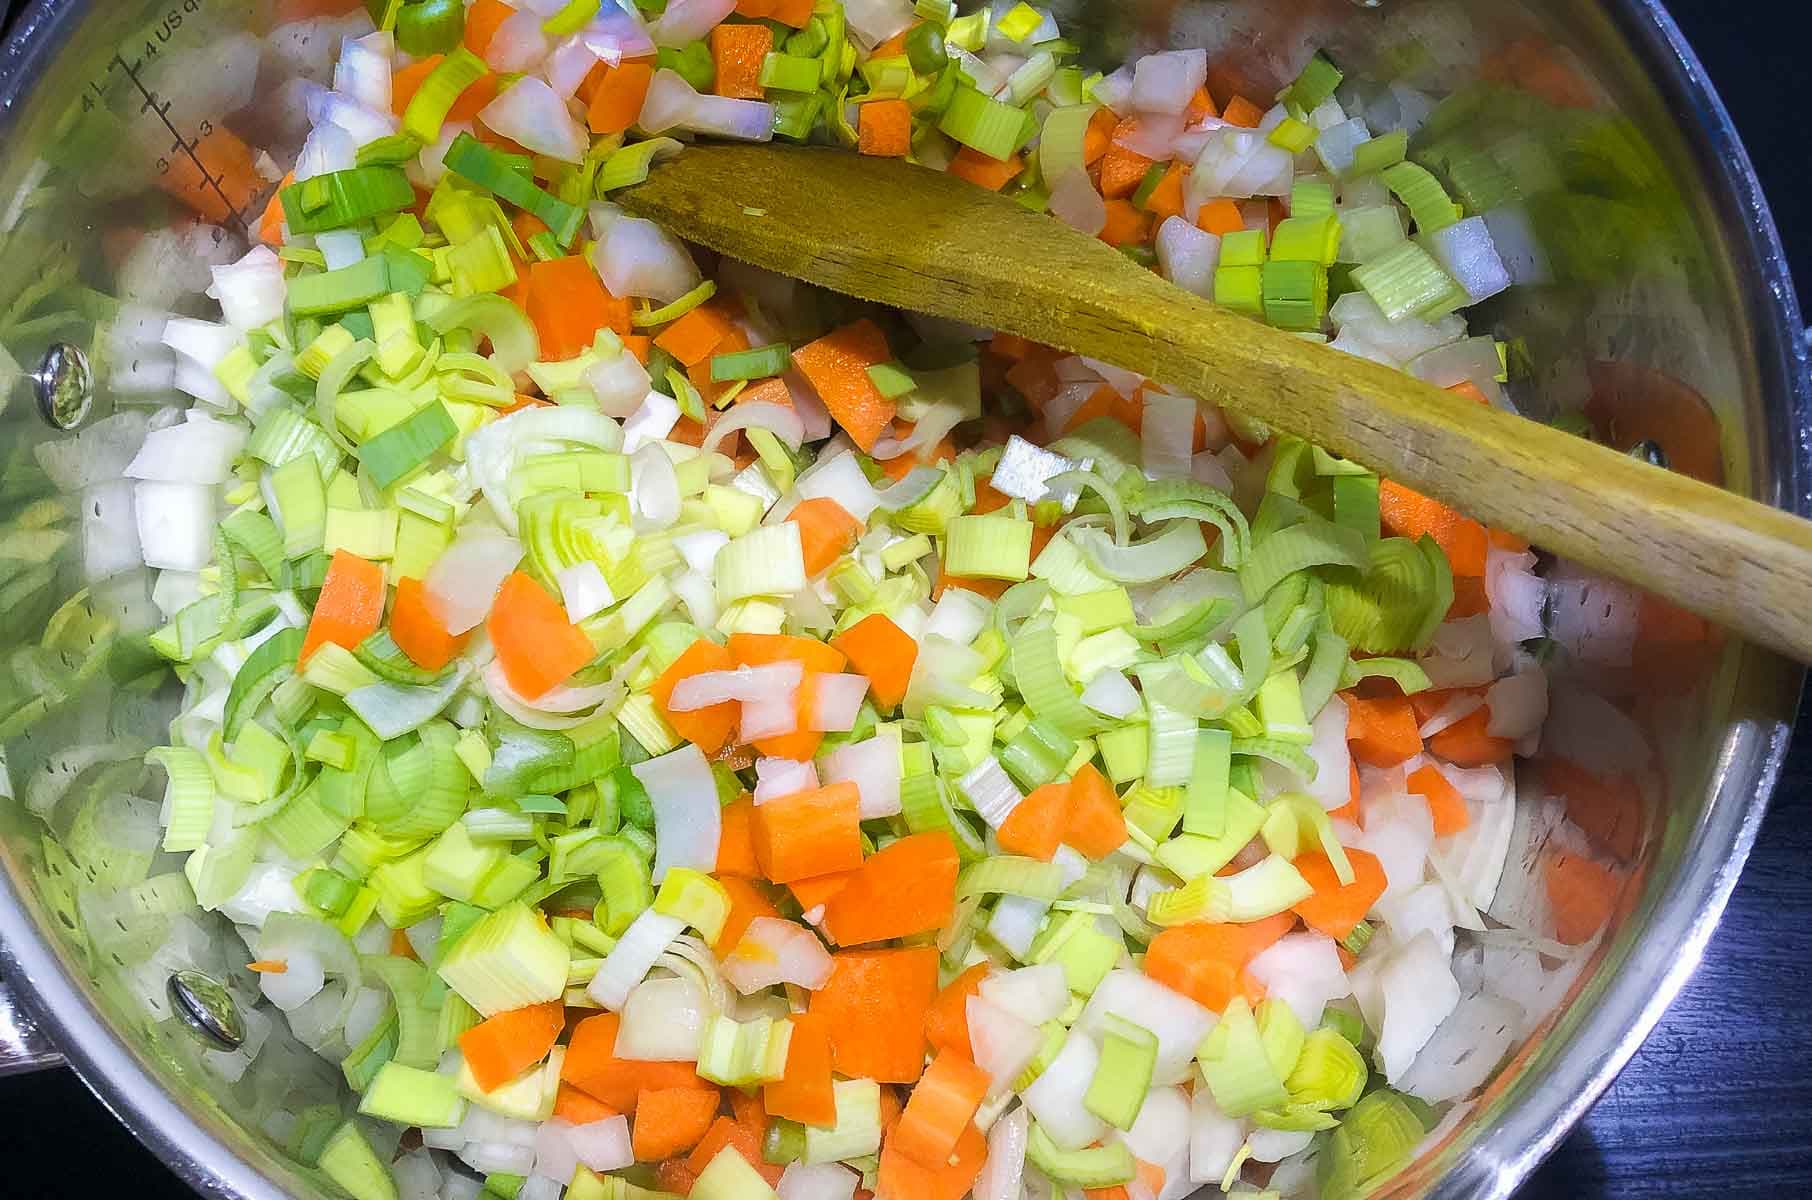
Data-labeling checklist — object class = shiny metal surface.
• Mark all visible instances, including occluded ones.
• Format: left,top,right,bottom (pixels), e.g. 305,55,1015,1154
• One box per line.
0,2,1803,1199
167,972,247,1055
32,342,94,431
0,970,63,1074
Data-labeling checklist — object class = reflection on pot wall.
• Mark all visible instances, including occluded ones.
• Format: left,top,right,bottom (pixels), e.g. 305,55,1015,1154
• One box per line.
0,2,1798,1198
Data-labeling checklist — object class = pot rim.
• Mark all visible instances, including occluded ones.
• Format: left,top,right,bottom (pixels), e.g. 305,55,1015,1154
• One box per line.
0,2,1805,1198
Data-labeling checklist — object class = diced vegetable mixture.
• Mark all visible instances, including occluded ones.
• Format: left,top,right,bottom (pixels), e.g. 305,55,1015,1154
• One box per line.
69,1,1661,1198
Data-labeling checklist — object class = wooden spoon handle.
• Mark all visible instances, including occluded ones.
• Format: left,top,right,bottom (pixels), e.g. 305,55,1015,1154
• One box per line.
619,145,1812,663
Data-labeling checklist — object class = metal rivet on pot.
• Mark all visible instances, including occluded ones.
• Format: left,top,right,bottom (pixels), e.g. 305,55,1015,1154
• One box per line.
33,342,93,431
167,971,245,1053
1628,438,1669,470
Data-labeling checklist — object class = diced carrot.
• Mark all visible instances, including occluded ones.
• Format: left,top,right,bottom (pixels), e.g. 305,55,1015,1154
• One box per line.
526,255,628,361
1184,85,1219,124
1378,480,1489,576
765,1010,837,1127
1221,95,1264,127
868,22,919,59
489,571,597,700
830,614,918,710
554,1083,618,1124
1343,694,1423,768
877,1121,986,1200
1448,574,1491,619
299,550,384,665
1080,106,1119,166
1409,686,1484,725
730,1087,769,1139
589,61,656,135
1447,379,1493,406
1544,852,1621,945
1063,764,1127,858
892,1049,991,1169
1196,197,1244,236
259,171,295,245
790,319,897,453
655,1158,700,1196
655,303,738,367
635,1087,724,1161
652,639,740,756
809,947,939,1083
1426,705,1513,767
751,782,864,883
768,0,814,25
713,875,781,956
788,497,865,577
1328,759,1363,827
1143,162,1188,222
859,99,914,158
1098,141,1154,200
1539,757,1641,862
1099,198,1152,248
728,634,847,674
716,796,762,879
879,1085,904,1135
821,832,959,946
1147,915,1297,1012
390,55,442,116
736,376,793,409
388,576,468,671
1406,764,1470,835
687,1116,784,1186
736,0,776,14
1292,849,1387,940
750,681,826,762
997,782,1070,861
790,870,856,914
459,999,566,1093
154,124,261,226
1085,1189,1128,1200
710,23,772,99
1004,351,1062,409
947,147,1025,192
464,0,515,55
1061,384,1129,436
924,961,990,1061
448,72,502,123
562,1013,716,1112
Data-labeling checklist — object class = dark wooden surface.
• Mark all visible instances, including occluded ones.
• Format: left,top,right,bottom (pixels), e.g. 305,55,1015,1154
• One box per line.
6,0,1812,1197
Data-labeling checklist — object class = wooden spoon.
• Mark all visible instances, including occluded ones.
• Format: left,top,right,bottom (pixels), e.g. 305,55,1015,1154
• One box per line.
617,143,1812,663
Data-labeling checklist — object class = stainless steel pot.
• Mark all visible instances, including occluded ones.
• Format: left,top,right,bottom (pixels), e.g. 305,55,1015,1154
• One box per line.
0,0,1804,1196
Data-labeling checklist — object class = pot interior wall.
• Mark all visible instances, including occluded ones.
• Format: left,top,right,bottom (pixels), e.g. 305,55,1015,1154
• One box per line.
0,2,1800,1197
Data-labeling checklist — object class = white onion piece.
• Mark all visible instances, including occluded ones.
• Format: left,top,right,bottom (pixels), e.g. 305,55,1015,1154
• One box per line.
1486,669,1547,740
782,369,834,440
257,950,325,1011
305,83,397,146
974,1105,1029,1200
809,674,869,732
135,481,214,571
208,247,287,330
425,531,524,634
987,895,1049,960
1021,1030,1109,1150
1187,1088,1246,1184
485,10,553,72
1302,695,1353,812
638,67,775,141
1376,930,1462,1083
1081,669,1142,719
617,975,709,1060
412,119,472,189
755,757,819,802
1079,355,1144,399
1155,216,1219,297
820,730,903,818
82,481,140,582
1131,49,1207,114
1246,933,1351,1030
672,570,719,629
583,10,658,64
978,963,1067,1025
485,659,621,722
586,349,654,418
334,30,393,112
594,215,702,302
739,688,800,741
1396,988,1521,1103
967,995,1041,1096
675,530,730,574
544,33,603,98
671,662,804,711
557,561,615,624
293,107,358,181
1118,1085,1190,1168
1423,215,1511,305
1074,970,1213,1084
623,389,682,454
777,1164,857,1200
842,0,915,47
1418,691,1485,739
1092,63,1135,114
633,744,722,882
925,590,992,646
480,76,588,163
1313,117,1372,176
792,449,882,522
721,917,835,993
1141,391,1197,479
650,0,736,45
630,441,682,532
588,910,685,1007
314,229,365,271
1048,167,1106,236
702,401,805,455
1113,111,1186,158
125,412,246,485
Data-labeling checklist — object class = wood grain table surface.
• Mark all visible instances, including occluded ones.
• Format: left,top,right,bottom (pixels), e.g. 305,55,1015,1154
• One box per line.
4,1,1812,1198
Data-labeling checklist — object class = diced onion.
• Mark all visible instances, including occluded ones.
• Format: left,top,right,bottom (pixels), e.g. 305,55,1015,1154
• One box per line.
1131,49,1207,114
632,745,722,882
425,531,524,634
721,917,835,993
480,76,588,164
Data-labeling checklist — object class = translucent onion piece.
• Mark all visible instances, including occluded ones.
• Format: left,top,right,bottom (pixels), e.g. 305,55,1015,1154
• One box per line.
720,917,835,993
